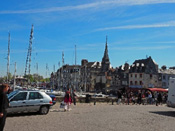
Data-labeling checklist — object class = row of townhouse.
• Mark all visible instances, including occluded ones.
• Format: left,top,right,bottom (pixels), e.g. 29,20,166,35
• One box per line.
51,37,175,92
52,57,175,92
129,56,175,89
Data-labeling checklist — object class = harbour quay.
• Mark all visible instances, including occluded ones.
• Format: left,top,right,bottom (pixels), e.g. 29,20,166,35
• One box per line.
5,103,175,131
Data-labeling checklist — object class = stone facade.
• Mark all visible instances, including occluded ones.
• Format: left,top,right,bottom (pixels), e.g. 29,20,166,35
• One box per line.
80,59,101,92
159,67,175,89
118,63,130,88
56,64,81,90
129,56,159,88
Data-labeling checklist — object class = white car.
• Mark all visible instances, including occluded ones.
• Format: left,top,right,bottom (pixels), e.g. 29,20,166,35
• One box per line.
93,93,108,98
7,90,53,115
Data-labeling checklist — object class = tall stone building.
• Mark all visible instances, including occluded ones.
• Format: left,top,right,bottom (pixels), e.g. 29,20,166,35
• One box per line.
80,59,101,92
118,63,130,89
96,36,114,93
129,56,159,88
56,64,81,90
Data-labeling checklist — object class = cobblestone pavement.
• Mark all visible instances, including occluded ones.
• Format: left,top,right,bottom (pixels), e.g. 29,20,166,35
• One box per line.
4,103,175,131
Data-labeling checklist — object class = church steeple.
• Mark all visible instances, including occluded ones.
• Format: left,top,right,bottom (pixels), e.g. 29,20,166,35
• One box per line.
101,36,110,72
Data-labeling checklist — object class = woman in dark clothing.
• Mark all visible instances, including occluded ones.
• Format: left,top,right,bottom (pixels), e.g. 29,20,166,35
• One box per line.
72,90,77,105
158,92,162,105
137,90,142,105
0,84,9,131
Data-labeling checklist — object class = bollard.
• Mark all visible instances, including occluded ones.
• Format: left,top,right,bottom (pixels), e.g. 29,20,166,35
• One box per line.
94,99,96,105
107,98,109,104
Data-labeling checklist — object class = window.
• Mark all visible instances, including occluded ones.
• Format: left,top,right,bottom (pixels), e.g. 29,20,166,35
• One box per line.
135,74,137,78
163,75,166,80
140,81,142,85
130,81,133,85
13,92,27,101
124,73,126,78
135,81,137,85
163,82,166,86
150,74,152,79
29,92,43,100
130,74,133,77
140,74,142,78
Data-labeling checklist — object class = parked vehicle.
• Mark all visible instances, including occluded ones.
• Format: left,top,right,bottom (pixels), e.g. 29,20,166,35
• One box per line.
7,90,53,115
49,94,56,105
167,78,175,108
92,93,108,98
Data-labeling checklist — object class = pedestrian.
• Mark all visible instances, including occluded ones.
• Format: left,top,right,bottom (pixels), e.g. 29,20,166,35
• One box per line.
131,92,136,105
117,91,122,105
126,91,130,105
148,92,152,104
0,84,9,131
154,91,158,106
157,92,162,105
137,90,142,105
164,93,168,103
64,88,72,111
72,90,77,105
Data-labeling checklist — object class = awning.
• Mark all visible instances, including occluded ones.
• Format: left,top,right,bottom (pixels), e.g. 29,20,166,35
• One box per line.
148,88,168,92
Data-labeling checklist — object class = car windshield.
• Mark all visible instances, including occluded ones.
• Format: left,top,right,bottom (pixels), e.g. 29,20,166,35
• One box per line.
8,90,19,99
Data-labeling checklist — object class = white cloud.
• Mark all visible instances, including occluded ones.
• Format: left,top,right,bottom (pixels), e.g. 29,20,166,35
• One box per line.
0,0,175,14
95,21,175,31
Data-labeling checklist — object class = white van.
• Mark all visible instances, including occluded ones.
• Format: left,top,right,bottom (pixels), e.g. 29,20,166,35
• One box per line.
167,78,175,108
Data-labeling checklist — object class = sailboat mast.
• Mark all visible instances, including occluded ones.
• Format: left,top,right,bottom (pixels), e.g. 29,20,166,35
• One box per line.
74,45,77,90
13,62,16,91
75,45,76,65
7,32,10,83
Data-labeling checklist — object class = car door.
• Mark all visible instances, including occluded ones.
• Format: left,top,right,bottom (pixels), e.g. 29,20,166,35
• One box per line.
8,92,28,113
26,92,44,112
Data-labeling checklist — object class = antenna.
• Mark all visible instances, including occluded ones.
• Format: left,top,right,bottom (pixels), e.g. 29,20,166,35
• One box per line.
62,51,64,66
7,32,10,83
25,24,34,76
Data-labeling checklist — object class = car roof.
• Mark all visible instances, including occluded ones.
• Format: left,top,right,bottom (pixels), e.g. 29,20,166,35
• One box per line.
17,89,41,92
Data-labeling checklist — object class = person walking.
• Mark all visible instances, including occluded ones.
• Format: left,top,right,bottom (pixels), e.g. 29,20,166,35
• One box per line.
72,90,77,105
126,91,130,105
0,84,9,131
157,92,162,105
148,92,152,104
137,90,142,105
64,88,72,111
154,91,158,106
117,91,122,105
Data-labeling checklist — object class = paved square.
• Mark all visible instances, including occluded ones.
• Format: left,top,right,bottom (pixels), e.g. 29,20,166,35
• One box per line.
5,103,175,131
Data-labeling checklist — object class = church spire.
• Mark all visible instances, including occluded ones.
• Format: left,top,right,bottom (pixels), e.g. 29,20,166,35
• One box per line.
104,35,109,60
101,36,110,72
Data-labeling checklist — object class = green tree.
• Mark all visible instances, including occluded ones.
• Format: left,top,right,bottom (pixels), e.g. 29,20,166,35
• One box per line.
24,74,34,83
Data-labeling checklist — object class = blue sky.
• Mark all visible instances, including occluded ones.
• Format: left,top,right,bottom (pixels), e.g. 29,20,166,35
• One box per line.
0,0,175,78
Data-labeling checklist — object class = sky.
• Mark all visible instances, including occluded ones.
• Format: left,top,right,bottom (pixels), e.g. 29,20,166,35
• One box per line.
0,0,175,78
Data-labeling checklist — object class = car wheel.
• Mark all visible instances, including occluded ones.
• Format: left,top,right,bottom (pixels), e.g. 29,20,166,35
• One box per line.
39,106,49,115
